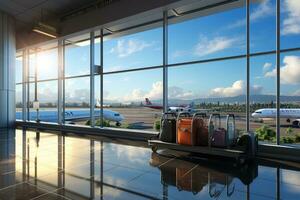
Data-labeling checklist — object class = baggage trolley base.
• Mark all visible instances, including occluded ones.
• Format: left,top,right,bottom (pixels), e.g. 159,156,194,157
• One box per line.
149,140,249,165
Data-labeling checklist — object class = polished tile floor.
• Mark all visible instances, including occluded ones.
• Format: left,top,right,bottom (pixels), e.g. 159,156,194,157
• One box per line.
0,128,300,200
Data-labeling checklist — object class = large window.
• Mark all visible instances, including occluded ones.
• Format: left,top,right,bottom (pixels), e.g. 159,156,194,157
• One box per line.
250,54,277,143
250,0,276,53
280,51,300,144
169,59,246,134
103,69,162,130
168,3,246,64
15,0,300,147
15,52,23,120
104,27,163,72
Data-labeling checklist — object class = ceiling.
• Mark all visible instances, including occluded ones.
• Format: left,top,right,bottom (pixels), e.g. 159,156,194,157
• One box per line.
0,0,104,31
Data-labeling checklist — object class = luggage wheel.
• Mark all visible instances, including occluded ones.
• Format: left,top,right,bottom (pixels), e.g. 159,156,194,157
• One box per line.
151,145,158,153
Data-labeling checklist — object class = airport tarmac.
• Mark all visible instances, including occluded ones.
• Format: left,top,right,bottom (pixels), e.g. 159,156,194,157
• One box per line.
17,107,300,137
97,107,300,137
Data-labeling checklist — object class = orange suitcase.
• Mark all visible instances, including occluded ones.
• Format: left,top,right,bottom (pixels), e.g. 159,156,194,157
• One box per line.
177,112,193,145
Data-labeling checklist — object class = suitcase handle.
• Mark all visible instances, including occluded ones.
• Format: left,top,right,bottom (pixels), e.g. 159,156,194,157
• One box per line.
162,112,177,120
226,114,236,147
192,112,207,120
177,112,191,121
208,114,221,147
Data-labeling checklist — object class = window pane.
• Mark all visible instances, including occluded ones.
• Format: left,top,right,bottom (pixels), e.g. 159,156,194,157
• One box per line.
281,0,300,49
250,0,276,53
65,33,90,77
280,51,300,145
103,69,162,131
168,59,246,134
104,27,163,72
38,81,58,123
65,76,90,126
250,54,276,144
16,54,23,83
37,47,58,80
168,3,245,64
16,84,22,120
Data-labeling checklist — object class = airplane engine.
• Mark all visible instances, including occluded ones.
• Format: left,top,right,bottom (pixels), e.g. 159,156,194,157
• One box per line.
292,120,300,128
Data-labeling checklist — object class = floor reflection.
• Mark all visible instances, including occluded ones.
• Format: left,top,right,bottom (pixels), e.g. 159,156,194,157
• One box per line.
0,128,300,199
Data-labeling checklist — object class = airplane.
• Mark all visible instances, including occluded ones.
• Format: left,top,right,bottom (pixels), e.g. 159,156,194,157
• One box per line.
251,108,300,127
16,109,124,126
144,98,195,112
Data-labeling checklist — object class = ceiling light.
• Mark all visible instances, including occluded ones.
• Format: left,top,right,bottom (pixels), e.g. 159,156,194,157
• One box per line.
32,22,58,38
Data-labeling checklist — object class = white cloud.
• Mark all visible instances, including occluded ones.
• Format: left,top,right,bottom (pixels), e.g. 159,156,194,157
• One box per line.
110,39,153,57
209,80,263,97
264,56,300,84
122,81,163,102
171,50,188,58
282,0,300,35
169,86,194,99
209,80,244,97
228,0,273,29
251,0,273,21
263,62,272,72
194,36,237,57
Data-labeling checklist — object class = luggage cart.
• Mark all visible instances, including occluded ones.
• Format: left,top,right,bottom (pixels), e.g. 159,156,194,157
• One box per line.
149,113,257,164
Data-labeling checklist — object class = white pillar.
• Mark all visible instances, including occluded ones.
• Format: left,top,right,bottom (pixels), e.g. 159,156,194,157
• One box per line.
0,12,16,128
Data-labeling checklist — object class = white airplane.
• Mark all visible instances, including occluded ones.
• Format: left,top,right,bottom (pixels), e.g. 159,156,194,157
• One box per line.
16,109,124,126
143,98,195,112
251,108,300,127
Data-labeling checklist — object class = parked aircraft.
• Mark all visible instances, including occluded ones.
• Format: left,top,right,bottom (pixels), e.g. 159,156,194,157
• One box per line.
251,108,300,127
144,98,195,112
16,109,124,126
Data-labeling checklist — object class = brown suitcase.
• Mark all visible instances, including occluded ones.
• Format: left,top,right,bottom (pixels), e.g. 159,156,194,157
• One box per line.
192,113,208,146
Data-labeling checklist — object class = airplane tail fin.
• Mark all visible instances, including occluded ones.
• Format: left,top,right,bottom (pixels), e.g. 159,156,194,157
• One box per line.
145,98,152,105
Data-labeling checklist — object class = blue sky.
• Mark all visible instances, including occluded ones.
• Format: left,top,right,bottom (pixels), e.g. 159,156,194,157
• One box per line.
16,0,300,104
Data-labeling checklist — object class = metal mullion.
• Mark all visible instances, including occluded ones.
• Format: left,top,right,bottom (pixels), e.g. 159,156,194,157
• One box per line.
22,49,27,121
246,0,250,132
276,0,280,145
100,29,104,128
90,31,95,127
58,39,63,124
26,48,30,121
102,65,163,75
62,40,66,124
163,11,168,113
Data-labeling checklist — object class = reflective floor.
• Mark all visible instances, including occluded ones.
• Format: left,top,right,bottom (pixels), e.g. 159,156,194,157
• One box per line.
0,129,300,200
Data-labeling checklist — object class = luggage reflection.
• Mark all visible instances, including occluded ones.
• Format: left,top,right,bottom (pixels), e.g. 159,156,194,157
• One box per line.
149,152,258,197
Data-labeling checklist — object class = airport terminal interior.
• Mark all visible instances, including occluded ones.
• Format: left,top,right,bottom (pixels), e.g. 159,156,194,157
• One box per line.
1,0,300,199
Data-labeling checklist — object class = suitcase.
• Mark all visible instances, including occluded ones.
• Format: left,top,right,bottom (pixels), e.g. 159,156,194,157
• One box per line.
211,128,227,147
159,112,177,143
226,114,236,147
192,113,208,146
176,164,208,194
176,167,192,191
177,112,193,145
209,171,235,198
208,114,227,147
